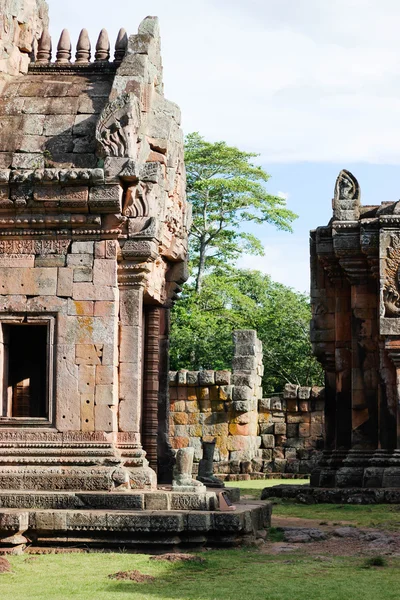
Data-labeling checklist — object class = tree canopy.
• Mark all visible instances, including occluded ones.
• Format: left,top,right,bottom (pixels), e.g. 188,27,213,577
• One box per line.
170,268,323,394
185,133,298,292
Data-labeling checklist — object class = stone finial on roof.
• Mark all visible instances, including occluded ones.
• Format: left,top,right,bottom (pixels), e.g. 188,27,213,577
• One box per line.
75,29,91,64
114,28,128,64
36,28,52,64
55,29,72,64
333,169,360,221
95,29,110,62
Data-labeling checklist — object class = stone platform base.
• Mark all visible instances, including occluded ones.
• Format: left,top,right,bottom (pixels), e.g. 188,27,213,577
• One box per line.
0,500,270,551
261,484,400,504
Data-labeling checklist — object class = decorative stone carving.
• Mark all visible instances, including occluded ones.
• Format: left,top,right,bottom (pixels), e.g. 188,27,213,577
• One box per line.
55,29,71,64
114,28,128,64
333,169,360,221
96,94,141,159
95,28,110,62
75,29,91,64
172,447,206,492
383,234,400,317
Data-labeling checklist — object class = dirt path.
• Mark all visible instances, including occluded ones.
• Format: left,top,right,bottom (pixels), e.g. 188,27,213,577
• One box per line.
264,516,400,557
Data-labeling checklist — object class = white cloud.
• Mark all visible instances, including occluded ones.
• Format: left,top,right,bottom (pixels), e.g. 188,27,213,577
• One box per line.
46,0,400,164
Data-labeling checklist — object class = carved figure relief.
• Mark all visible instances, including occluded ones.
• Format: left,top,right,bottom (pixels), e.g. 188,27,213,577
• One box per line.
383,233,400,317
334,169,360,202
96,94,141,159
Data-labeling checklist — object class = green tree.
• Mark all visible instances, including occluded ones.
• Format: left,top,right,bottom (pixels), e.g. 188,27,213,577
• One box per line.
170,268,323,394
185,132,297,293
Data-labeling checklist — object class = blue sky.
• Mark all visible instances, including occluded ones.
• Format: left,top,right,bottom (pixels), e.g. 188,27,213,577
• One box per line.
47,0,400,293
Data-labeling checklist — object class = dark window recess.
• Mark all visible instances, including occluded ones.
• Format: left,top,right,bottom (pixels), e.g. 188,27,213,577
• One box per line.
6,325,47,418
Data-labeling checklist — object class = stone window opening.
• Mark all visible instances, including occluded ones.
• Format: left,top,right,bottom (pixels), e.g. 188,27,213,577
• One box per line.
0,316,55,426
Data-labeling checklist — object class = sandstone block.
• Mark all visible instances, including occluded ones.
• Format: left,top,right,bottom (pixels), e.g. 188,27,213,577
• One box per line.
232,356,257,371
93,259,117,287
94,241,106,258
95,384,117,406
169,371,177,385
233,386,252,401
67,300,94,316
67,254,93,267
172,412,188,425
76,344,103,365
78,365,95,393
299,400,310,412
95,404,117,432
286,399,298,412
186,371,199,385
299,423,311,437
259,398,271,410
271,397,283,410
298,386,311,400
57,268,73,297
219,385,233,401
0,267,57,296
56,344,80,431
171,437,189,449
233,400,252,413
215,370,231,385
233,330,257,345
177,370,187,385
198,370,215,385
261,434,275,449
274,422,287,435
81,391,95,432
73,267,92,282
283,383,299,399
95,365,115,385
229,423,250,436
72,283,116,301
71,241,94,254
94,301,116,316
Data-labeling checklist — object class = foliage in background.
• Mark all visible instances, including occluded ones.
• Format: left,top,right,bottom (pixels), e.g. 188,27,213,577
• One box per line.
170,268,323,393
185,133,297,292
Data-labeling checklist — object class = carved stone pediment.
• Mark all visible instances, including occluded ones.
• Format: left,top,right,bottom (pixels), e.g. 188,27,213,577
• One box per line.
96,93,141,159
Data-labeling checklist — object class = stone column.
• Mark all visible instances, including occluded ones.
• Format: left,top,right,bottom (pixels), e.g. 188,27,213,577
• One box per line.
384,339,400,449
157,307,175,483
142,305,160,473
118,284,144,433
340,259,379,450
117,260,156,489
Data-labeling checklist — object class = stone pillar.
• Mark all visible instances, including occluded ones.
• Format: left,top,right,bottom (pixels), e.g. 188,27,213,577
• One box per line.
334,277,352,449
157,307,175,483
345,270,379,450
118,285,144,433
142,305,160,473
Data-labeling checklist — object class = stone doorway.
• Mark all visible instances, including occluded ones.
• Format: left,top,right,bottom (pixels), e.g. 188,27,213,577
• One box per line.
0,318,54,425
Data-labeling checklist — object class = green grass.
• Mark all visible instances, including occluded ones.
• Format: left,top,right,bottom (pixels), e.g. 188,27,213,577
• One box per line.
2,552,400,600
227,479,400,529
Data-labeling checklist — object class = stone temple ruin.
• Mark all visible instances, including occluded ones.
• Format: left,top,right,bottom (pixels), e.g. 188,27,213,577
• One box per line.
0,0,270,550
264,169,400,504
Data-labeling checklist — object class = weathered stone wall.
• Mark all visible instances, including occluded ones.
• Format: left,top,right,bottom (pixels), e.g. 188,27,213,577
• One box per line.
0,0,48,76
169,331,325,479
